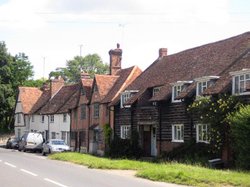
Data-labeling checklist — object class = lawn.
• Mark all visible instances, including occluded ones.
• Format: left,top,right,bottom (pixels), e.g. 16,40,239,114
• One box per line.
49,152,250,187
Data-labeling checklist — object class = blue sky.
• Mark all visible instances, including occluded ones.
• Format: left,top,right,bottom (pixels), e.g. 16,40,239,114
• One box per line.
0,0,249,79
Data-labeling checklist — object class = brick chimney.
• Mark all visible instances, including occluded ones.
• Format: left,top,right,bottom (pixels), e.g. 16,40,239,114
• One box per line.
109,43,122,75
159,48,168,58
50,76,64,97
80,72,91,79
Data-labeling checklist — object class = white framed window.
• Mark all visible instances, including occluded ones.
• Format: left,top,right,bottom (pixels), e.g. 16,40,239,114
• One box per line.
120,92,131,108
93,103,99,118
172,85,184,102
17,113,21,123
153,87,161,96
41,115,45,123
120,125,130,139
232,73,250,95
195,76,219,97
31,115,34,122
50,115,54,123
171,81,192,103
63,114,67,122
172,124,184,142
197,81,208,96
196,124,209,143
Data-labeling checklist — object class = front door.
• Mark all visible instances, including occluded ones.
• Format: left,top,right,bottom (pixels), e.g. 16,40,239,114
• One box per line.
143,126,151,156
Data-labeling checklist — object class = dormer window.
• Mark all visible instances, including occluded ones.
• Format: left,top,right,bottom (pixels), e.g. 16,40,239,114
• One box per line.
153,87,161,96
195,76,219,97
120,90,138,108
230,69,250,95
152,87,161,106
171,81,192,102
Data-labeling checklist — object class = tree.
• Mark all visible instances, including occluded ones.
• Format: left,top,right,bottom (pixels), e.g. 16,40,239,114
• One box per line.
23,78,47,88
49,54,109,83
0,42,34,131
228,105,250,170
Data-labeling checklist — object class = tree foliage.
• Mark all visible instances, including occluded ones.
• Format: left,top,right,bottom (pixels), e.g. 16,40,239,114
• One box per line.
228,105,250,170
49,54,109,83
0,42,33,131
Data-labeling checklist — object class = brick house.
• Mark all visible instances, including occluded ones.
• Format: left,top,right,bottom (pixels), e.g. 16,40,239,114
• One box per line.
111,32,250,158
70,73,93,152
71,44,142,155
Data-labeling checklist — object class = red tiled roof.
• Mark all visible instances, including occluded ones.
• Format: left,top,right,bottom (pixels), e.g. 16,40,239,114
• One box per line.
102,66,142,104
126,32,250,103
91,74,119,103
18,87,42,114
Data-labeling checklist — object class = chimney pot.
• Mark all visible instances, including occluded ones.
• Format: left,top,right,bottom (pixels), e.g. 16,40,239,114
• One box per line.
109,44,122,75
159,48,168,58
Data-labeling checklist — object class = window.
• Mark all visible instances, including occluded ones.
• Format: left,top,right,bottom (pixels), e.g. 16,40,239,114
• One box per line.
197,81,208,96
120,125,130,139
152,87,161,105
41,115,45,123
61,131,66,142
120,92,132,108
153,87,161,96
120,90,138,108
195,76,219,97
31,115,34,122
81,104,86,119
172,124,184,142
196,124,209,143
51,132,56,139
172,85,184,102
93,103,99,118
63,114,67,122
50,115,54,123
232,73,250,94
17,113,21,123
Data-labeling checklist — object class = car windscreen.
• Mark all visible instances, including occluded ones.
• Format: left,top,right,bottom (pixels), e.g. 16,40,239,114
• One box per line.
51,140,65,145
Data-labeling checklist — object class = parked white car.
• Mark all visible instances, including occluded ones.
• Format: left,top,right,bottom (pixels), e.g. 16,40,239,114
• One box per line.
42,139,70,155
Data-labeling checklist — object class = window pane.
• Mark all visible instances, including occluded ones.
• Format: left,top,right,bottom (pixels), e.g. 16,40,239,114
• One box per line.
234,76,239,94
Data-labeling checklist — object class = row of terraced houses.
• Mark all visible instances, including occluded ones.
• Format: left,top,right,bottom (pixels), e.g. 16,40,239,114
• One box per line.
14,32,250,160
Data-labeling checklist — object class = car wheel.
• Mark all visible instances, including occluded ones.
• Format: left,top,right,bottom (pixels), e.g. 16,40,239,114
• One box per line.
42,149,46,156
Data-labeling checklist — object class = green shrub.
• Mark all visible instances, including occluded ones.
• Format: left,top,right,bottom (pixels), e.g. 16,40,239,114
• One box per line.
109,131,143,159
163,139,215,166
228,105,250,170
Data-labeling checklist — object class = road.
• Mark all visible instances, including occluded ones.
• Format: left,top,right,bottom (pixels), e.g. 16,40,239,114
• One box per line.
0,147,185,187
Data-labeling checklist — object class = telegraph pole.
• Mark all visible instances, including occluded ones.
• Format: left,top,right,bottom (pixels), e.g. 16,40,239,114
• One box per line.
79,44,83,56
43,56,46,79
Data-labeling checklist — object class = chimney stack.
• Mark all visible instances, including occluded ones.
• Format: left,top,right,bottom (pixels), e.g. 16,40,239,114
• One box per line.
159,48,168,58
50,76,64,97
109,43,122,75
80,72,91,79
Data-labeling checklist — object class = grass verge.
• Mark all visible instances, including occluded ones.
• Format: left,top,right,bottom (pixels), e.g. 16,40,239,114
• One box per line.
49,152,250,187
